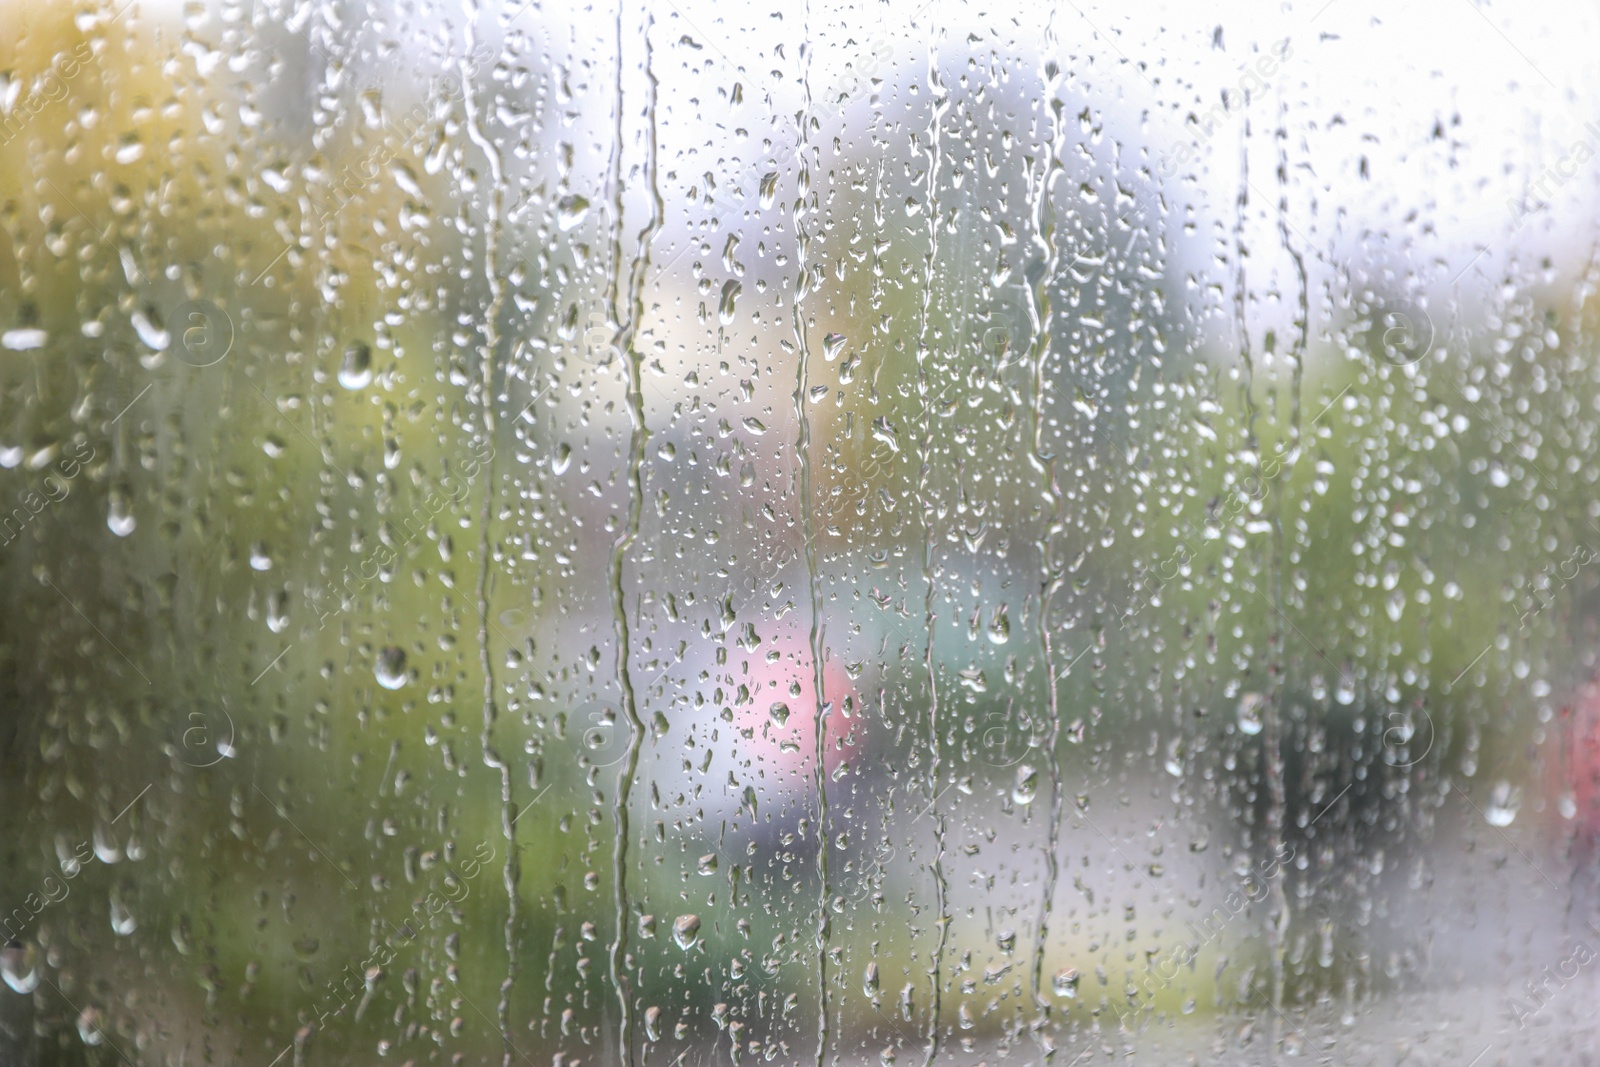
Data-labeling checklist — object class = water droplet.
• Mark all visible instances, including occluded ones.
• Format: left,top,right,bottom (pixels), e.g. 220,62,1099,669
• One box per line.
1,943,39,994
338,342,372,389
267,589,289,634
1052,968,1079,998
110,895,137,936
1485,780,1521,827
870,416,899,452
2,327,47,350
1237,692,1264,735
249,542,273,571
1012,764,1037,805
758,172,778,209
375,647,409,690
697,854,717,875
863,962,880,999
556,195,590,231
672,914,701,950
718,279,742,324
987,606,1010,645
130,305,169,351
768,702,790,726
76,1007,105,1046
107,486,136,537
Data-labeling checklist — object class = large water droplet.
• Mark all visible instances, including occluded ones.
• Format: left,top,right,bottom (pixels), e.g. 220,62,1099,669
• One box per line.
375,647,409,690
1,943,39,994
107,486,136,537
1052,968,1079,998
557,195,590,231
672,914,701,950
338,342,372,389
110,894,137,935
718,280,742,325
130,305,169,351
76,1006,106,1045
1237,692,1264,736
987,606,1010,645
1485,780,1521,827
1012,764,1037,805
2,327,47,350
267,589,289,634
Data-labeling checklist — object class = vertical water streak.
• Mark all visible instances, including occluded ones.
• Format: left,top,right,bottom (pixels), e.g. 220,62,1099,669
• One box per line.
1026,27,1068,1060
1269,92,1306,1037
917,25,950,1067
604,5,657,1066
1234,117,1287,1045
787,17,832,1067
459,14,518,1064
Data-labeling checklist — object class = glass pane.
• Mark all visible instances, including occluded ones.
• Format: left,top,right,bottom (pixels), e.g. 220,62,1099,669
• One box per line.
3,0,1598,1063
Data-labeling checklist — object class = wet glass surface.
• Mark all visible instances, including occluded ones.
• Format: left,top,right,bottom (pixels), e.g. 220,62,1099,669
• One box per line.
3,1,1600,1063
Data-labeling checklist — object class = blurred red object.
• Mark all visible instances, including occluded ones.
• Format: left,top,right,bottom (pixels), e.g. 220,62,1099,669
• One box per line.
1556,681,1600,831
